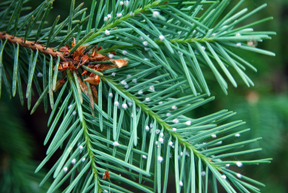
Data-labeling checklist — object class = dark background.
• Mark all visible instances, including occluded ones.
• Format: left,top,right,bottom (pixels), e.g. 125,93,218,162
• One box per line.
0,0,287,192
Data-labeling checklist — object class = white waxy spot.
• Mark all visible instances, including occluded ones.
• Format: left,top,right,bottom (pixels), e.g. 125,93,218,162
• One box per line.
130,12,134,16
142,155,147,159
122,50,128,55
155,129,160,134
111,72,116,76
113,141,120,147
172,128,177,132
121,80,127,85
212,33,216,36
179,181,183,186
169,141,173,147
108,54,114,58
221,175,227,180
153,11,160,18
144,47,149,51
160,133,164,137
68,104,73,110
185,121,191,126
132,79,137,83
159,35,165,41
211,134,217,138
131,114,133,118
143,41,148,46
144,58,149,61
120,1,124,5
155,141,158,145
193,30,196,33
180,152,183,156
140,36,145,40
236,33,241,37
104,190,108,193
104,16,108,21
158,156,163,163
236,162,243,167
166,113,171,117
201,171,206,176
159,137,164,144
72,111,76,116
105,29,110,35
185,152,190,156
136,107,140,112
202,46,206,51
114,101,119,106
172,105,177,110
82,157,86,162
122,103,128,109
225,164,230,168
107,14,112,18
237,173,242,178
125,85,129,88
150,123,153,128
63,167,68,172
37,72,43,77
178,51,183,55
235,133,241,137
173,119,179,124
145,126,149,131
109,93,113,98
128,102,132,106
236,43,242,47
149,85,155,92
138,90,143,95
71,158,76,164
158,101,163,105
145,97,150,102
117,13,122,17
79,145,83,151
124,1,129,6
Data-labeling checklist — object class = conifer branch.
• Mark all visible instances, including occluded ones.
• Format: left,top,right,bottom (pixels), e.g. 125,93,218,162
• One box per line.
83,0,169,44
101,75,221,170
0,0,276,192
67,70,101,191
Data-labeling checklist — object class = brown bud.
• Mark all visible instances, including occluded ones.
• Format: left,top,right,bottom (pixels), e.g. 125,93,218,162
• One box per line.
72,37,76,47
77,76,88,95
91,85,98,104
54,80,65,91
110,59,128,68
84,75,100,85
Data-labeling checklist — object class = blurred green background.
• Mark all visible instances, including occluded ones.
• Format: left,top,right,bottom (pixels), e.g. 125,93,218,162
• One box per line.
0,0,287,192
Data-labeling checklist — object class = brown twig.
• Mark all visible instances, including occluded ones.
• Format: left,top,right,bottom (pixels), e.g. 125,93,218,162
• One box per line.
0,32,67,61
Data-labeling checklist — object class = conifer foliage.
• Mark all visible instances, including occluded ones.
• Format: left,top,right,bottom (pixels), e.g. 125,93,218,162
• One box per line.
0,0,275,192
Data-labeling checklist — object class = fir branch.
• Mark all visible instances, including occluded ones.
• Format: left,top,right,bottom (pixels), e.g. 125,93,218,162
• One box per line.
0,0,276,192
66,70,101,191
84,0,169,44
101,75,220,170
